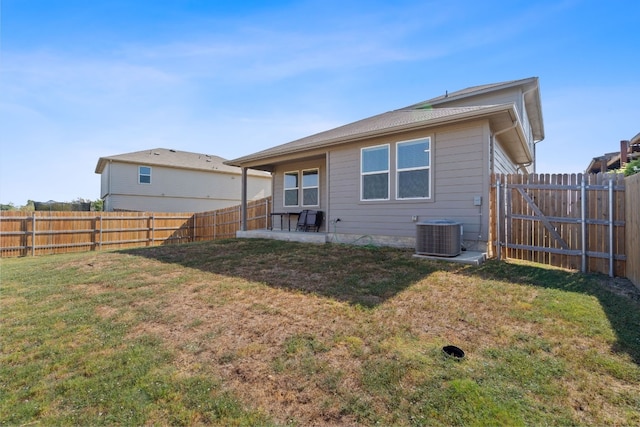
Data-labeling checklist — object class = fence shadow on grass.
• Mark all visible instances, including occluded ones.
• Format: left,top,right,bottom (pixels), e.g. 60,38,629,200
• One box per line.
121,238,441,308
457,259,640,365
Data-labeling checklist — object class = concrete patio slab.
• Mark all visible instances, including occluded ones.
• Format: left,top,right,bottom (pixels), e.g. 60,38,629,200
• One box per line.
412,251,486,265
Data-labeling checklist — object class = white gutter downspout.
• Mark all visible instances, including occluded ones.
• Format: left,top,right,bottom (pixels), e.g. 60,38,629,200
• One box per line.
532,139,544,174
240,167,248,231
325,151,330,231
107,159,112,211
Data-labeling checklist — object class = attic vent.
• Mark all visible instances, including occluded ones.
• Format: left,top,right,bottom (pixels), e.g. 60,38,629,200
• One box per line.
416,220,462,257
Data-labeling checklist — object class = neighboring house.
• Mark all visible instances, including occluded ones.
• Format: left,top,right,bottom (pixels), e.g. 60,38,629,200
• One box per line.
586,133,640,173
95,148,271,212
226,77,544,251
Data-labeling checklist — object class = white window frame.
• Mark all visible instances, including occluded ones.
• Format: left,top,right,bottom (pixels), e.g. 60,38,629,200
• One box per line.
360,144,390,201
396,137,431,200
138,166,152,184
301,168,320,207
283,171,299,207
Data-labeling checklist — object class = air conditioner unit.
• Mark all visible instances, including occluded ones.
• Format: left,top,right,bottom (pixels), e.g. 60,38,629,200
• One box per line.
416,219,462,257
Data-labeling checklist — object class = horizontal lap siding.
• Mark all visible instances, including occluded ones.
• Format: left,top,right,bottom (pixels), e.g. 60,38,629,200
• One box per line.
494,138,519,174
432,124,486,240
107,195,242,213
329,123,490,244
105,163,270,212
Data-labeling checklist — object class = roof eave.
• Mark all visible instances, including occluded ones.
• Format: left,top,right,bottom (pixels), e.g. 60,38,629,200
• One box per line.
491,108,533,165
95,158,108,174
523,83,545,142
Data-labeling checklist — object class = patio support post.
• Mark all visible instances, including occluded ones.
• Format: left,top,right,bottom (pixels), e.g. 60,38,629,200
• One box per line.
241,167,248,231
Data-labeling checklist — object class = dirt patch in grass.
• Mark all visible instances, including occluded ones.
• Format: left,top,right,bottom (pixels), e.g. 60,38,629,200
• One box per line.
126,275,367,424
599,276,640,301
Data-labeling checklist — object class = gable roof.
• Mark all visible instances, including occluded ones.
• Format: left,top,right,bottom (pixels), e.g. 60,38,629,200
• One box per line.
95,148,270,177
226,77,542,170
407,76,544,141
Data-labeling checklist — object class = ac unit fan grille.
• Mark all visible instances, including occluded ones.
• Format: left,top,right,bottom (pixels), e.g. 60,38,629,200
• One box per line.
416,220,462,257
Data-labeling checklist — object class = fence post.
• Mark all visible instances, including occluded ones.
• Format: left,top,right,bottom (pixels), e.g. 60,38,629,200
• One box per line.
31,213,36,257
149,214,155,246
213,211,217,240
495,177,501,261
505,177,511,258
608,177,614,278
99,214,103,251
580,174,587,273
192,213,197,242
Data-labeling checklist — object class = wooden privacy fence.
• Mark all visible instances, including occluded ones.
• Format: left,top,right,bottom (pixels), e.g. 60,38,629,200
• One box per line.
491,173,627,278
0,197,271,258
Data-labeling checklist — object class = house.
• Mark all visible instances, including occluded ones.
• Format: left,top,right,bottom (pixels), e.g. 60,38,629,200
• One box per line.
586,133,640,173
225,77,544,251
95,148,272,212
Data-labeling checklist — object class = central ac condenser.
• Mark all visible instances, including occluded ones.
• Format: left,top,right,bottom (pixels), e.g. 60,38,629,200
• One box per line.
416,219,462,257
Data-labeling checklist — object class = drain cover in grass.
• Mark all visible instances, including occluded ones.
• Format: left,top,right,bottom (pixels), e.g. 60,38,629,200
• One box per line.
442,345,465,359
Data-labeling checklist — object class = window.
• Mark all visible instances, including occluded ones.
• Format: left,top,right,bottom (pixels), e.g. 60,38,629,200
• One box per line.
284,171,299,206
138,166,151,184
361,145,389,200
397,138,430,199
302,169,319,206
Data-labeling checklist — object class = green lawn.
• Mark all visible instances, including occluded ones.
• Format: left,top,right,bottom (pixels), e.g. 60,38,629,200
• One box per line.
1,239,639,426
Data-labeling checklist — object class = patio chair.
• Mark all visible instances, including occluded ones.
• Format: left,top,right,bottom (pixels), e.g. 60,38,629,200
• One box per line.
304,210,323,232
296,210,309,231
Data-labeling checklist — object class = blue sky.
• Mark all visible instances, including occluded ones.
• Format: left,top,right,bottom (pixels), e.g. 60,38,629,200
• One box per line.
1,0,638,205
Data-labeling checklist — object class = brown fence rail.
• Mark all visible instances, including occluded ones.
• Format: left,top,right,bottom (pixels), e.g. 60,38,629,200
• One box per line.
0,197,271,258
491,173,626,278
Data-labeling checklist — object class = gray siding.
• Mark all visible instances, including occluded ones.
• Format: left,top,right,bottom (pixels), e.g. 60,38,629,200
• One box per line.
493,138,519,174
327,121,491,249
441,86,536,172
104,194,242,212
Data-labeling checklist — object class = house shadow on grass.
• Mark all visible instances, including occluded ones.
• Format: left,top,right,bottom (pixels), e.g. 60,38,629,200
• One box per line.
121,238,442,308
121,239,640,365
456,259,640,365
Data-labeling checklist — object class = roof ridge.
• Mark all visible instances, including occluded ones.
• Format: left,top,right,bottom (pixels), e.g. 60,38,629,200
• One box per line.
404,77,538,109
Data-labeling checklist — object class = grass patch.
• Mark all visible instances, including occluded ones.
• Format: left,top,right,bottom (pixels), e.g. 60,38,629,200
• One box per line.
2,239,640,425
